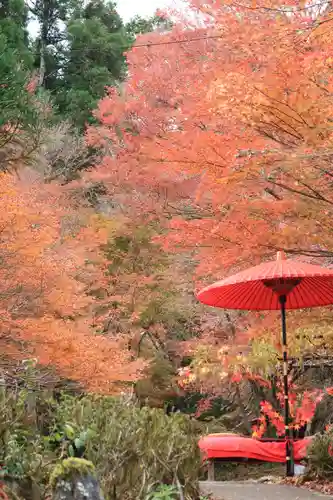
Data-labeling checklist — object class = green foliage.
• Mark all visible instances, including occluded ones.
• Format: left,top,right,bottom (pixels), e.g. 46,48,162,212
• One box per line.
0,391,54,498
0,362,202,499
96,224,201,350
37,4,174,129
138,296,199,340
0,0,32,66
168,392,231,421
135,354,177,407
30,0,72,98
0,29,53,171
145,484,177,500
0,32,35,129
54,395,201,499
0,0,59,172
0,0,173,137
246,339,279,376
125,14,172,38
56,0,130,129
103,227,166,274
307,428,333,479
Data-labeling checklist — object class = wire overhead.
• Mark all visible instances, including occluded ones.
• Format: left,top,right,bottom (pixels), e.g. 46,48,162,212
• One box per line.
132,34,223,48
60,33,223,53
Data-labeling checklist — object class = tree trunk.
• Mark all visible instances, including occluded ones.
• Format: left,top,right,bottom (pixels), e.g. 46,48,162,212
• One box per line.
38,0,49,87
38,39,46,87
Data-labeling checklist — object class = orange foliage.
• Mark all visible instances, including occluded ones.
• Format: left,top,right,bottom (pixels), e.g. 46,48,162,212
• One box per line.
0,170,143,392
87,0,333,279
85,0,333,366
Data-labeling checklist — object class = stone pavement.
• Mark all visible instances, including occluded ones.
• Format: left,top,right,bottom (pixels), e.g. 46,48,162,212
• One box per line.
200,481,333,499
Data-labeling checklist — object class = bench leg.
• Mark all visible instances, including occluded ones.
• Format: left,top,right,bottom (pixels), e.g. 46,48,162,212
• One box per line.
207,459,215,481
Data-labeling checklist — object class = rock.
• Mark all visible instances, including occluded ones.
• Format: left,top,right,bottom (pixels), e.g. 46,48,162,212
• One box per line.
51,458,104,500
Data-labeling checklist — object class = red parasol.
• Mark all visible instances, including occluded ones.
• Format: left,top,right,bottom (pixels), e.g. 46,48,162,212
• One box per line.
197,251,333,476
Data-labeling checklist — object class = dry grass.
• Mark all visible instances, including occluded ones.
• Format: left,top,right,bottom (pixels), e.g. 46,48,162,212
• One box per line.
36,122,98,183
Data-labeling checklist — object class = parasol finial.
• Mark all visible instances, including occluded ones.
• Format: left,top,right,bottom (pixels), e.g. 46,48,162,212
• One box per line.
277,251,286,261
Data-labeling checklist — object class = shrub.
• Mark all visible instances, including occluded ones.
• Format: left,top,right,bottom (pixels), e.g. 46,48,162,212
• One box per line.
0,362,202,499
53,394,201,499
145,484,178,500
0,361,60,498
307,428,333,479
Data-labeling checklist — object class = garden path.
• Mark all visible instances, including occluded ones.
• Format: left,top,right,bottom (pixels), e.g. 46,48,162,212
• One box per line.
199,481,333,499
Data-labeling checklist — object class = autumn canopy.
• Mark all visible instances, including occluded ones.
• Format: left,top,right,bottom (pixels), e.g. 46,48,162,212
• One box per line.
3,0,333,404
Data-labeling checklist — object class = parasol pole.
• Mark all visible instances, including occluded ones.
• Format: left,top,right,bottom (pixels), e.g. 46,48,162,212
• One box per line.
279,294,294,477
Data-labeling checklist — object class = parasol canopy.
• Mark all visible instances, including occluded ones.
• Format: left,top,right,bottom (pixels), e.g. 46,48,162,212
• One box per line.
197,251,333,310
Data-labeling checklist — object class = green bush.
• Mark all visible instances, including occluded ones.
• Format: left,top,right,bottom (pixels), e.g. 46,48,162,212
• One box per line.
53,395,201,499
145,484,178,500
307,429,333,479
0,362,202,499
0,364,59,498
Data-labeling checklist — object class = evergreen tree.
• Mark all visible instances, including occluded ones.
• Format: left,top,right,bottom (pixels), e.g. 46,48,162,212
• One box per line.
28,0,71,88
56,0,130,129
125,14,172,39
0,0,172,132
0,0,32,66
0,0,39,155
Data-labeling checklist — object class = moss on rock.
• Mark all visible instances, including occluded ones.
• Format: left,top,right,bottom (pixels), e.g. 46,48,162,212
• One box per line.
50,458,96,489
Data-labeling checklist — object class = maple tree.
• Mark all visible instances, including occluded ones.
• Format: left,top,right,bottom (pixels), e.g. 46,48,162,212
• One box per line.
0,168,142,393
178,351,327,436
252,386,323,438
85,0,333,392
89,220,170,334
83,214,219,405
86,0,333,272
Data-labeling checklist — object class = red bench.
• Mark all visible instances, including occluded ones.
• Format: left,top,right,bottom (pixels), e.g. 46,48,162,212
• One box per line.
198,433,313,480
